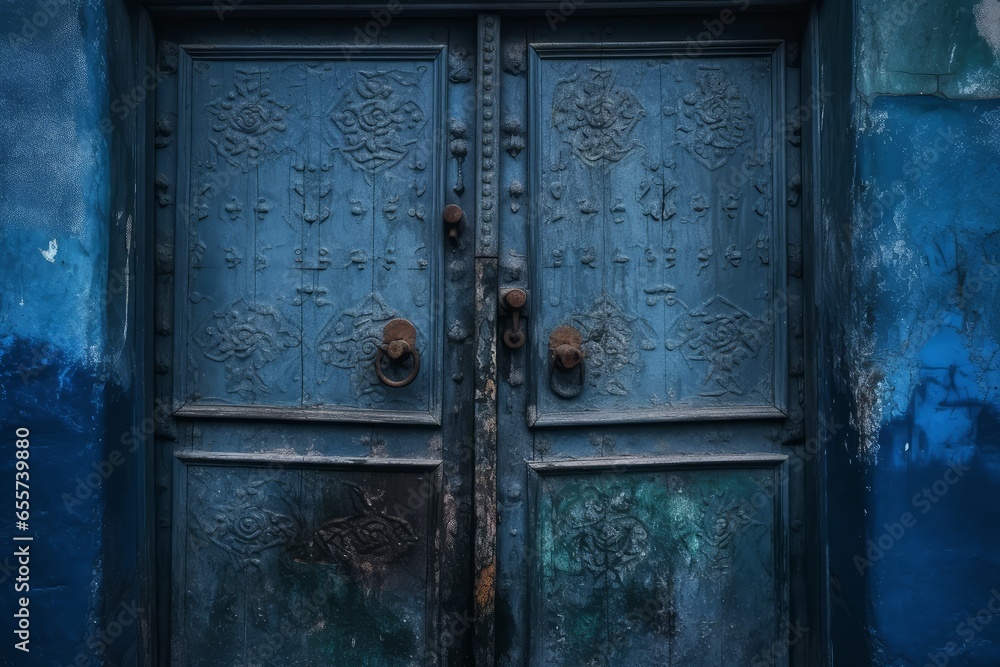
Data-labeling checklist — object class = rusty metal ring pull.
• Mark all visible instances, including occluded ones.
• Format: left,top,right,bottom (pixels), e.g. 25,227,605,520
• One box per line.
374,318,421,389
548,325,585,399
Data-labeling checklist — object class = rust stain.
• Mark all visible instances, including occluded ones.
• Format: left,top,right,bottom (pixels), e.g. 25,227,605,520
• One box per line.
475,561,496,610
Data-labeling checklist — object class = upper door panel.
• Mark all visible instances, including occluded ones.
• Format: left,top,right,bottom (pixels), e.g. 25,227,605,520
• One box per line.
172,46,447,424
527,42,788,426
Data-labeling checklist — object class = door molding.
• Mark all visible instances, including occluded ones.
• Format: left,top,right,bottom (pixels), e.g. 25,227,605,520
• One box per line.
472,15,501,665
139,1,812,17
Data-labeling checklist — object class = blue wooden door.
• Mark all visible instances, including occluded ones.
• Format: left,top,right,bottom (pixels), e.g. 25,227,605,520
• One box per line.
492,14,810,666
154,12,812,667
153,19,478,666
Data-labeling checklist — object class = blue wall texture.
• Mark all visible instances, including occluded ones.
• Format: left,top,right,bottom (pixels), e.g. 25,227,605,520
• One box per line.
0,0,145,664
823,0,1000,665
862,96,1000,666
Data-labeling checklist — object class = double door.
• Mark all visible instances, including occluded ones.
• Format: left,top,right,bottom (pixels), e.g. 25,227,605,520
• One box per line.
153,12,811,666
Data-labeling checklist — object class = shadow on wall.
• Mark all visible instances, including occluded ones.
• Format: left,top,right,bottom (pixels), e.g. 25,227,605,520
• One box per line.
0,335,106,665
872,357,1000,666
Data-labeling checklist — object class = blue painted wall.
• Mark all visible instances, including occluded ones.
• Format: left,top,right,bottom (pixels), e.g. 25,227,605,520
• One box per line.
0,0,145,664
862,96,1000,666
822,0,1000,664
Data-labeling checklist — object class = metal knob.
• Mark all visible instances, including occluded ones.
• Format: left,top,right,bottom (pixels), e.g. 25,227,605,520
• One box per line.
443,204,464,244
552,343,583,369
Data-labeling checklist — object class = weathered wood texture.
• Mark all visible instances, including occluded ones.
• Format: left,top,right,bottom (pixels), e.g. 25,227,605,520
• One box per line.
474,257,499,666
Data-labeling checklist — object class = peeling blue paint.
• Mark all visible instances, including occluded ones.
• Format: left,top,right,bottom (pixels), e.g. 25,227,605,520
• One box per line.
856,97,1000,429
0,0,110,360
0,338,106,664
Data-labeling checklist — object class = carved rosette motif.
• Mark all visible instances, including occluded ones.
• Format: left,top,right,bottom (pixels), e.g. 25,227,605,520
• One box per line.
329,69,427,176
195,478,300,571
193,299,301,401
543,474,775,664
676,68,752,171
571,294,656,396
669,476,774,579
316,293,399,401
703,499,767,576
664,296,765,396
196,479,417,578
208,70,288,171
552,68,645,166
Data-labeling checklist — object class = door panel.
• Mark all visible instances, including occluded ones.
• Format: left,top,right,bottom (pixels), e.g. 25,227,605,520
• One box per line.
529,457,786,665
153,19,476,667
172,455,439,666
174,46,447,424
496,14,807,667
527,42,787,425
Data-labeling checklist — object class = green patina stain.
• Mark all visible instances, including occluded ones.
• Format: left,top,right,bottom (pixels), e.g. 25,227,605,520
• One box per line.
309,582,418,665
536,469,776,666
858,0,1000,98
289,565,420,667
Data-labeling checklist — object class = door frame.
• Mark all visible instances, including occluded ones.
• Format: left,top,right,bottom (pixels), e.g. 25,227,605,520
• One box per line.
132,2,824,664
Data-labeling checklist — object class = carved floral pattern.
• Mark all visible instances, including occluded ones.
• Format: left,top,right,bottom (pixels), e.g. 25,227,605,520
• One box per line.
208,70,288,171
557,485,650,585
195,478,299,571
547,483,652,666
570,294,656,396
330,69,427,176
297,484,418,575
552,68,645,165
316,293,399,401
676,68,752,171
195,479,417,577
668,478,774,578
193,299,300,401
703,500,766,575
543,475,776,665
664,296,765,396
